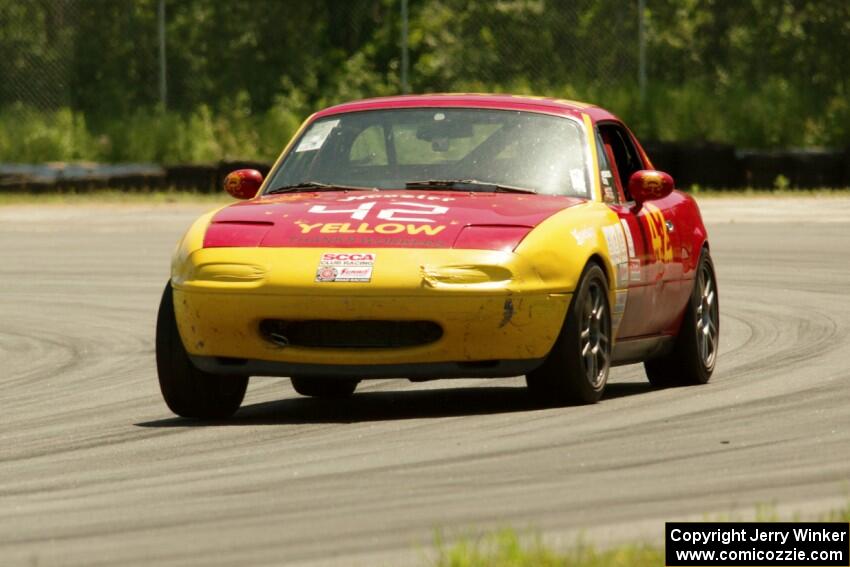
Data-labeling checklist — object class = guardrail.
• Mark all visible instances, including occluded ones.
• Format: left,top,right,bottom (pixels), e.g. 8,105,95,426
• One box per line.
0,160,271,193
1,147,848,193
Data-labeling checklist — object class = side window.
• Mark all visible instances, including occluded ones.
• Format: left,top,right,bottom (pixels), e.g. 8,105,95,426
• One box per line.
599,124,643,201
349,125,388,166
595,132,618,203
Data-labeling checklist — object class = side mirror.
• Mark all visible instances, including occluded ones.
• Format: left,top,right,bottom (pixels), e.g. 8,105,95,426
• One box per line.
628,170,674,205
224,169,263,199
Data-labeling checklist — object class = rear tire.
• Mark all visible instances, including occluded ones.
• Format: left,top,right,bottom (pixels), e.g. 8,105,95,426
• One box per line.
526,263,612,405
291,377,358,399
645,250,719,387
156,283,248,418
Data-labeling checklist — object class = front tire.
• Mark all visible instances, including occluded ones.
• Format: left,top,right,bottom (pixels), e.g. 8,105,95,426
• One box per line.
156,283,248,418
526,263,612,405
645,249,719,387
290,377,359,399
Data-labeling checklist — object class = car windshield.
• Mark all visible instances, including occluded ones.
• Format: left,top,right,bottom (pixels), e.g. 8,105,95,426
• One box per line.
264,108,591,198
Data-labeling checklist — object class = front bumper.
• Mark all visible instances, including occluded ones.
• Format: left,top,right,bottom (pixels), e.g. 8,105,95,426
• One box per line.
172,247,571,373
189,356,545,379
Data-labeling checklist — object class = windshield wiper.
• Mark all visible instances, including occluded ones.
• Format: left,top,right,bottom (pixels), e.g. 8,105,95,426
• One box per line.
404,179,536,194
266,181,377,194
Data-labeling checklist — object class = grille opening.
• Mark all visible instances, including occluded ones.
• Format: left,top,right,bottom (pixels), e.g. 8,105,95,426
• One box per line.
259,319,443,349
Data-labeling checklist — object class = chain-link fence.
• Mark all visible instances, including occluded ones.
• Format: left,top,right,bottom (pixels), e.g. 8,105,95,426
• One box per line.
2,0,849,166
0,0,78,111
0,0,644,114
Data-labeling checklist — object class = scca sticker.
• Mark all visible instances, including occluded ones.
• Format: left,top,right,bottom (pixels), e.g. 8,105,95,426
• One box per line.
320,252,375,262
315,252,375,283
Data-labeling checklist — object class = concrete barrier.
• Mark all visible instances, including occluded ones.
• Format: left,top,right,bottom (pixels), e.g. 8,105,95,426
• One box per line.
0,149,847,193
675,143,741,188
0,163,166,192
640,143,848,189
846,148,850,187
164,164,219,192
792,149,845,188
736,149,846,189
640,141,679,179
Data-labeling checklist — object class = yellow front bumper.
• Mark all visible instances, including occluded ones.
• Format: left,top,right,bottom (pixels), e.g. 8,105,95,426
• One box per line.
172,247,571,368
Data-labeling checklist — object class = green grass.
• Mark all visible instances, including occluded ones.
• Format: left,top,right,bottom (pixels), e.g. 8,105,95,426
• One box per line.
826,505,850,522
0,189,231,206
689,187,850,198
1,187,849,207
431,503,850,567
433,530,662,567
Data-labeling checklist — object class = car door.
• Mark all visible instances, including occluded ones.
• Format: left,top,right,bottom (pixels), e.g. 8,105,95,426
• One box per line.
596,122,683,338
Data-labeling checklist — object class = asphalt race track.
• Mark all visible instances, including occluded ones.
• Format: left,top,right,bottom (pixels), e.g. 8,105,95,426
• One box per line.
1,198,849,566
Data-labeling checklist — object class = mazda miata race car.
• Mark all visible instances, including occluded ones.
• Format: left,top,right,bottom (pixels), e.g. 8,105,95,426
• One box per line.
156,94,719,418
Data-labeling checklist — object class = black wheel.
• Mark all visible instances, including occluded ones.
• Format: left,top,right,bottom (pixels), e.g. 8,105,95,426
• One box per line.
526,263,612,405
155,283,248,418
645,249,719,387
290,377,359,399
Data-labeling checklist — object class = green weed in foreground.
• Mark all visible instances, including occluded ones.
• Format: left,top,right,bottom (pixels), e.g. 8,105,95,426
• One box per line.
433,530,661,567
432,503,850,567
824,505,850,522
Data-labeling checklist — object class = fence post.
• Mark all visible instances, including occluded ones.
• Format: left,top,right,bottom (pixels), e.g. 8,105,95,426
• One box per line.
401,0,409,94
158,0,168,109
638,0,646,106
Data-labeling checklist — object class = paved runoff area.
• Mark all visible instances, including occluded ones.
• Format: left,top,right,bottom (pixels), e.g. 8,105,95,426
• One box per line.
1,197,849,566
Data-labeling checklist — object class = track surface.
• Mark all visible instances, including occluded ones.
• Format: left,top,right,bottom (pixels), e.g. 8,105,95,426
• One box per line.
1,199,849,566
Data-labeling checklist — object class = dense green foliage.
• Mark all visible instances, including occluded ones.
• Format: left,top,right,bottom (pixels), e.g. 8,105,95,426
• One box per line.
1,0,849,162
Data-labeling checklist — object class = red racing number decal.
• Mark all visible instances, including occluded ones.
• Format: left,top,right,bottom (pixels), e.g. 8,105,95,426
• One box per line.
307,201,448,223
644,203,673,262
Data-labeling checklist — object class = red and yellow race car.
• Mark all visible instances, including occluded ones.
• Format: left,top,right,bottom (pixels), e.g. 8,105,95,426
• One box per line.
156,94,719,418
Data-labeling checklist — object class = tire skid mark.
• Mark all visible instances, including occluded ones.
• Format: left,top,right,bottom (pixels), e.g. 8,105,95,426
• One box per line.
1,214,849,566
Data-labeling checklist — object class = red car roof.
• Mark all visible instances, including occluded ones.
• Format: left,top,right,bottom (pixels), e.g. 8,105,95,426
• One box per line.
313,93,619,123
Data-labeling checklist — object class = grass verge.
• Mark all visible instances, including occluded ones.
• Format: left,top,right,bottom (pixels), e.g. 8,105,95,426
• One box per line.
431,503,850,566
2,187,850,207
688,187,850,199
0,189,231,206
433,530,662,567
